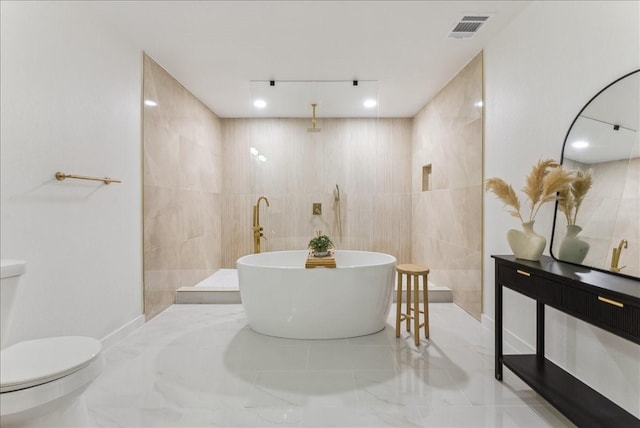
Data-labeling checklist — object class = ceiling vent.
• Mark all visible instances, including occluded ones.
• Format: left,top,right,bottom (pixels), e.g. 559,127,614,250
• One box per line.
449,15,492,38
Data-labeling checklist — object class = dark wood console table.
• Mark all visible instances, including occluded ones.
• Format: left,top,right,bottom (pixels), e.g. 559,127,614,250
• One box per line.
493,255,639,427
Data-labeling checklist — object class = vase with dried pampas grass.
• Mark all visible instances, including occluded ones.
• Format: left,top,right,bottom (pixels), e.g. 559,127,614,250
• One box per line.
485,159,572,261
557,169,593,263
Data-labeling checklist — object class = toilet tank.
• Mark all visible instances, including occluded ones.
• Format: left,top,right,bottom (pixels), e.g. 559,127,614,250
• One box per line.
0,260,26,350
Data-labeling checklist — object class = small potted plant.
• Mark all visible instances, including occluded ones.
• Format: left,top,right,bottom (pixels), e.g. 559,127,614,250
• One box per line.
308,231,333,257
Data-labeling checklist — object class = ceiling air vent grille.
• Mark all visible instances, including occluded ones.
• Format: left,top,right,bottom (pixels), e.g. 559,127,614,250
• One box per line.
449,15,492,38
462,15,490,22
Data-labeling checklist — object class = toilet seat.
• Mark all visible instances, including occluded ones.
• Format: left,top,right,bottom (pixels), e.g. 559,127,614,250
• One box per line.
1,336,101,393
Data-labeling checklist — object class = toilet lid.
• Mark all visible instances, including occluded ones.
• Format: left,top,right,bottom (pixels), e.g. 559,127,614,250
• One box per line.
0,336,101,393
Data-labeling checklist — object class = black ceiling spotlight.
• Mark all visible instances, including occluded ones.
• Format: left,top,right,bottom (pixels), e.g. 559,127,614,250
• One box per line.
270,80,275,86
613,124,620,131
353,80,358,86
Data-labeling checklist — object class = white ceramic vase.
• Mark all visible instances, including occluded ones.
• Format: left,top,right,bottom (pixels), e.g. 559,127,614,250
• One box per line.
558,225,590,264
507,221,546,261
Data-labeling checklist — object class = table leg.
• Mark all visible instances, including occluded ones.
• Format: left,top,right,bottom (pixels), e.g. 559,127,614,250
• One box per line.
536,302,545,359
495,281,503,381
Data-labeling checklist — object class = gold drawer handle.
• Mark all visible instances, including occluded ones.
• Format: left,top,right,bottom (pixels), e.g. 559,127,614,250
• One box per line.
516,269,531,277
598,296,624,308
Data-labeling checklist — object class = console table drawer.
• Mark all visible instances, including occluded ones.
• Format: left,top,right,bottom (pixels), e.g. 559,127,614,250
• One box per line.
497,264,561,306
564,285,640,341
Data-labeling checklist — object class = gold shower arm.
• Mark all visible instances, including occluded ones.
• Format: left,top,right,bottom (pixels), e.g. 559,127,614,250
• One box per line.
55,172,122,185
311,103,317,129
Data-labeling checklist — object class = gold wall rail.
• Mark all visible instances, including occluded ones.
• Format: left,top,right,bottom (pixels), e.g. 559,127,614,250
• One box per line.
55,172,122,185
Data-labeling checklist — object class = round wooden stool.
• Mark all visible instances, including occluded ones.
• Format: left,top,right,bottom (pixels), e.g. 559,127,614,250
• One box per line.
395,264,430,345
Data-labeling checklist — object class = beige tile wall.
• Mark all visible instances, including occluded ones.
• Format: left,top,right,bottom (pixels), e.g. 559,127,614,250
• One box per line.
411,52,484,319
143,55,223,320
221,118,413,267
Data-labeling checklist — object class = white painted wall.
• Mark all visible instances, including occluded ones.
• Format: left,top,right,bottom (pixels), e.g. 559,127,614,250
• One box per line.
0,2,143,346
484,1,639,416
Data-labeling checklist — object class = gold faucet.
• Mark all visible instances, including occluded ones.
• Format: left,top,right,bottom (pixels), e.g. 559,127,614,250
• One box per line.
252,196,270,253
610,239,628,273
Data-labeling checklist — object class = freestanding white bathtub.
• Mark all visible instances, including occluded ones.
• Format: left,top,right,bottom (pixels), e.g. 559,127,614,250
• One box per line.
237,250,396,339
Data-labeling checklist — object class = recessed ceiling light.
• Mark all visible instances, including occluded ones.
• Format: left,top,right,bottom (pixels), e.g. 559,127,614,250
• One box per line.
363,99,377,108
144,99,157,107
254,99,267,108
572,140,589,149
250,147,259,155
475,100,483,107
258,154,267,162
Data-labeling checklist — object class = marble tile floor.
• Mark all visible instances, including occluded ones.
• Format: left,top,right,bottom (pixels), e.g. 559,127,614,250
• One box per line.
85,304,574,427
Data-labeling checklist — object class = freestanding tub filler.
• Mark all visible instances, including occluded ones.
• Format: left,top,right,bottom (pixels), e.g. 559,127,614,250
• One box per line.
237,250,396,339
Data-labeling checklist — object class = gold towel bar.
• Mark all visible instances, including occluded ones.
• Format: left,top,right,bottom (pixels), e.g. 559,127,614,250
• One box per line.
55,172,121,185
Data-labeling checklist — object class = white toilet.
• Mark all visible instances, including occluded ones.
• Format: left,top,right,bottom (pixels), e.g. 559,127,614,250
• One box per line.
0,260,104,427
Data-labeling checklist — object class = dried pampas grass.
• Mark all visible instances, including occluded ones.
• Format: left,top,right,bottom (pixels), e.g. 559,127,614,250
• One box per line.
486,159,572,223
571,169,593,206
558,168,593,225
522,159,558,208
485,178,523,222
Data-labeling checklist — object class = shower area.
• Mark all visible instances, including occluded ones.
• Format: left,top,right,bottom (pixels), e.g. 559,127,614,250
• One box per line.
142,53,483,322
220,80,411,267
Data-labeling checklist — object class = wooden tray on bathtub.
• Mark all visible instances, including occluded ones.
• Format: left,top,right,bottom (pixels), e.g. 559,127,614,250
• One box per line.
305,249,336,268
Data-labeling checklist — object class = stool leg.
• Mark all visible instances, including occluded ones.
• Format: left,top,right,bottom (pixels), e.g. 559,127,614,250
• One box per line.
395,271,402,337
406,274,411,332
423,273,430,338
413,274,420,346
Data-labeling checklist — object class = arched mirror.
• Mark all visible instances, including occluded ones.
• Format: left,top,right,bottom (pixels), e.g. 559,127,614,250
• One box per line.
551,69,639,278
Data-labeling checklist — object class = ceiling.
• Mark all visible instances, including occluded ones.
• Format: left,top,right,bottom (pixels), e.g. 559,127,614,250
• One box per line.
84,1,530,118
565,71,639,164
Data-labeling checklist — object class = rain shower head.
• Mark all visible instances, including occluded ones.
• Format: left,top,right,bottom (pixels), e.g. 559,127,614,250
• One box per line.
307,103,321,133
